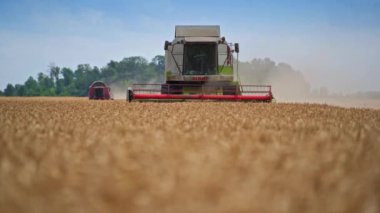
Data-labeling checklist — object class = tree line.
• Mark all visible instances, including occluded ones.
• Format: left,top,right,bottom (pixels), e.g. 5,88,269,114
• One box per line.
0,56,165,97
1,56,313,98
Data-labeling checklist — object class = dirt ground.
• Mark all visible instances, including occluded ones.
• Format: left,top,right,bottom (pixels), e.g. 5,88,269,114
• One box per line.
0,97,379,213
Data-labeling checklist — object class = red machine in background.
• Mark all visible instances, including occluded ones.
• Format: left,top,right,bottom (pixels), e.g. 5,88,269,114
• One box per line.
88,81,112,100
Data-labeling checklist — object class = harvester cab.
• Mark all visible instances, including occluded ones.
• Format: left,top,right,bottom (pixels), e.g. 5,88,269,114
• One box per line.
128,25,273,102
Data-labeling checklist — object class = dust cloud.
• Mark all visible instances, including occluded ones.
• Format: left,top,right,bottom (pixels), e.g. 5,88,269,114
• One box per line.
108,57,380,109
236,58,310,101
109,78,162,100
236,58,380,109
109,84,127,100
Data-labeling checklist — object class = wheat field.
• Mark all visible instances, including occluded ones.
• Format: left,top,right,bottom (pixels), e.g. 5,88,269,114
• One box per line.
0,97,379,213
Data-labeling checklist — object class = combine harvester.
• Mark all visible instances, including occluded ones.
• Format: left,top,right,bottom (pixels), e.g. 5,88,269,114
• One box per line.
88,81,113,100
127,25,273,102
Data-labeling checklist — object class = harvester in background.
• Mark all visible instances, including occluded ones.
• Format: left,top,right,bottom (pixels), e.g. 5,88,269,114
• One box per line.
127,25,273,102
88,81,113,100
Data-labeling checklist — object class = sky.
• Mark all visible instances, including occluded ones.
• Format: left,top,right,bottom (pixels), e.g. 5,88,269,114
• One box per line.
0,0,379,93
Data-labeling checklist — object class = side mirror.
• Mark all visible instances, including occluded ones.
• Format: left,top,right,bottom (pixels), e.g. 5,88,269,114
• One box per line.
234,43,240,53
164,41,170,50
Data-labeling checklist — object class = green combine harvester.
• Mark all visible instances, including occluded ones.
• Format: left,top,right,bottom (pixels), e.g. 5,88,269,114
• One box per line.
128,25,273,102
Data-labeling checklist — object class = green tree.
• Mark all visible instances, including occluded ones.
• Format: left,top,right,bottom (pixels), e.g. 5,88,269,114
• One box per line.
74,64,95,96
61,67,74,86
38,72,55,96
151,55,165,70
101,61,118,82
4,84,16,96
60,67,76,95
24,76,40,96
150,55,165,81
55,79,65,95
49,64,60,83
0,55,179,97
119,56,149,82
15,84,26,96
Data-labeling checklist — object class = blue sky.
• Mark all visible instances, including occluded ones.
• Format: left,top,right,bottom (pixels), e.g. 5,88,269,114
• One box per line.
0,0,379,93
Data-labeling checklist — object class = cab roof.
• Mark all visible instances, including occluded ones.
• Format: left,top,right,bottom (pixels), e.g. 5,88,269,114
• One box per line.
175,25,220,38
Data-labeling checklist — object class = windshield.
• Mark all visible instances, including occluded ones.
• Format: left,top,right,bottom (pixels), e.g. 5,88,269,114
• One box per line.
183,43,217,75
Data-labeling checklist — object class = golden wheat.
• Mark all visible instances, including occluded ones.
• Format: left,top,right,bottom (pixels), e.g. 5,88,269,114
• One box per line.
0,97,379,213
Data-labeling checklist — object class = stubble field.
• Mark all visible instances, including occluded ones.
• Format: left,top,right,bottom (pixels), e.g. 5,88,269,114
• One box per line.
0,97,379,213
